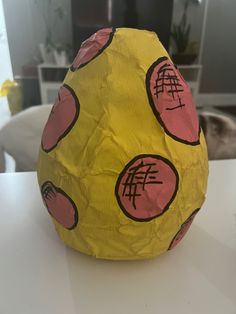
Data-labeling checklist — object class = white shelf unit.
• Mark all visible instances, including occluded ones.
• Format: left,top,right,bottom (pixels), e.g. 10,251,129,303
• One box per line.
37,63,70,104
177,64,202,101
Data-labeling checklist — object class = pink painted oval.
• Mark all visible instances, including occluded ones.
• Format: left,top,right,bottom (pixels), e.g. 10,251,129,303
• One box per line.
146,57,200,145
70,28,114,71
115,155,179,221
168,208,200,250
41,84,80,152
41,181,78,229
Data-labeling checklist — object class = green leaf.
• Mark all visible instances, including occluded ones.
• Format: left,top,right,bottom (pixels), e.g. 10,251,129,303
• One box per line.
55,6,65,19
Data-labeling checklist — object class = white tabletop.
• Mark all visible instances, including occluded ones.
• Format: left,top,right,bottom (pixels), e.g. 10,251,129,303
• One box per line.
0,160,236,314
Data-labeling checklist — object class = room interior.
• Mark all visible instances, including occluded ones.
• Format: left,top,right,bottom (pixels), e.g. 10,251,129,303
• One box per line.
0,0,236,172
0,2,236,312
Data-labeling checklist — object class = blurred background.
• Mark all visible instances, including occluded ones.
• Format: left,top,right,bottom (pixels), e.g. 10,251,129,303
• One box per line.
0,0,236,172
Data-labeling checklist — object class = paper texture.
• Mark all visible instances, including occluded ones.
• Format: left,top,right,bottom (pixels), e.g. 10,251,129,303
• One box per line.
37,28,208,260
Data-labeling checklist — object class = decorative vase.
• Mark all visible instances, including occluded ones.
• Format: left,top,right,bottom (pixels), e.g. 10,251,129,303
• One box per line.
53,50,67,66
39,43,55,64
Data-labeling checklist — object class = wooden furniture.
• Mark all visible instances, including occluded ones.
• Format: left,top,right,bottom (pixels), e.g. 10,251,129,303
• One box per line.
0,160,236,313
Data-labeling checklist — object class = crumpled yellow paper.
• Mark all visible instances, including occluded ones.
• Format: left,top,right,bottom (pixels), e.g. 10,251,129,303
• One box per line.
37,28,208,260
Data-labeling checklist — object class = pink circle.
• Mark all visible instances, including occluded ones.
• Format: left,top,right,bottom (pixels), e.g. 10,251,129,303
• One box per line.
70,28,114,71
41,182,78,229
168,208,200,250
115,155,179,221
146,57,200,145
41,84,79,152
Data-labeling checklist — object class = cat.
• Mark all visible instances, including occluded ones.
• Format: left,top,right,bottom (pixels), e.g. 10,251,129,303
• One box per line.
199,110,236,160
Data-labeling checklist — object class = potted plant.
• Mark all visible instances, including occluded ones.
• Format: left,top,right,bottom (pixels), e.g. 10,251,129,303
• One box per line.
34,0,67,63
171,0,198,65
52,44,67,65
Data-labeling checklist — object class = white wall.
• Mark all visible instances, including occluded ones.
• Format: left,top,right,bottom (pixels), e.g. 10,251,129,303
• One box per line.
0,0,12,84
200,0,236,93
3,0,72,76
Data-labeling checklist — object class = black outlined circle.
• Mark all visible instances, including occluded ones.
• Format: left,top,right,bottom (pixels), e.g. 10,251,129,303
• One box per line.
41,84,80,153
168,208,200,250
41,181,78,230
146,56,201,146
115,154,179,222
70,27,116,72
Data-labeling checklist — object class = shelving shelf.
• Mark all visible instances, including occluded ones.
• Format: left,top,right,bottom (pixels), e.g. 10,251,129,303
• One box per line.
37,63,70,104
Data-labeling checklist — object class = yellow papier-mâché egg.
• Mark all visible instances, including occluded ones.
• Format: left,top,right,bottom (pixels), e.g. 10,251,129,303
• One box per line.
37,28,208,260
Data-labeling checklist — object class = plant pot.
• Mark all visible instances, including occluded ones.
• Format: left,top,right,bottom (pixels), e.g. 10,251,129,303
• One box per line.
39,43,55,63
172,53,197,65
53,50,67,66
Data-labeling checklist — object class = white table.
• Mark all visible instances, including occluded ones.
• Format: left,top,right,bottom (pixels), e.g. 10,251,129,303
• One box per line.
0,160,236,314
